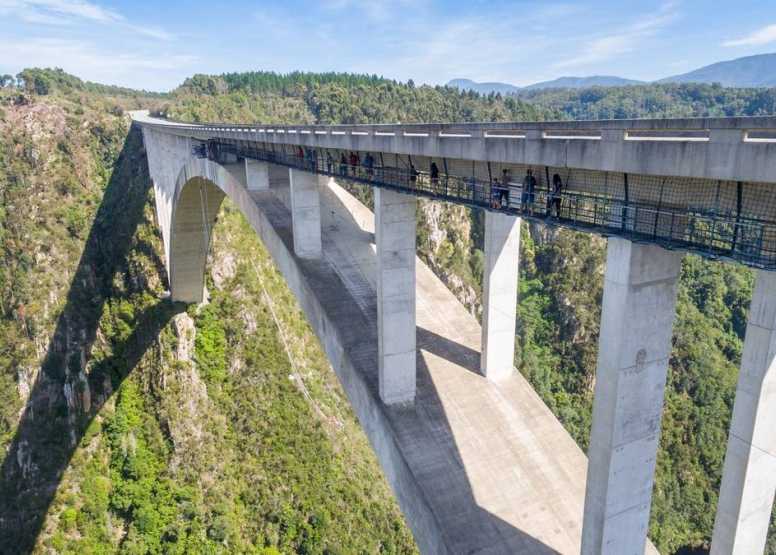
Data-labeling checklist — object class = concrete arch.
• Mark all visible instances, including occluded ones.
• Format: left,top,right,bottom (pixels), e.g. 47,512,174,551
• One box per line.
168,158,257,303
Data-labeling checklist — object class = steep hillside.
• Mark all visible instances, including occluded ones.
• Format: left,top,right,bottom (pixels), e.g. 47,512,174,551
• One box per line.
0,88,417,553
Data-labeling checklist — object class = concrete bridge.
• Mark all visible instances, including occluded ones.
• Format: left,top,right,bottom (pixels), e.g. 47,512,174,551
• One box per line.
132,110,776,555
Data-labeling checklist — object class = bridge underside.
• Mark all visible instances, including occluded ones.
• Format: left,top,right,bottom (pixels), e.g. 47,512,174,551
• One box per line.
258,175,593,553
171,157,654,554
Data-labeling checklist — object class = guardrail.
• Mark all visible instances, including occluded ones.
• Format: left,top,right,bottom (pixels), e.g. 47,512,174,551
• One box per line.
206,141,776,269
142,114,776,145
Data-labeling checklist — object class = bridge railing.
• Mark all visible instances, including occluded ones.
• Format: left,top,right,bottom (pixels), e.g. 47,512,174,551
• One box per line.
209,141,776,269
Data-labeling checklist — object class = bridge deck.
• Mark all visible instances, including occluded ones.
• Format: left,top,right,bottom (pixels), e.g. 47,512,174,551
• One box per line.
247,174,659,554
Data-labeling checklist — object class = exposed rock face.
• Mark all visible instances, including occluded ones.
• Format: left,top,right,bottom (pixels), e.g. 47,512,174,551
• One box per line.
528,221,562,245
16,366,39,406
209,250,237,290
172,312,196,363
163,312,213,471
418,200,479,314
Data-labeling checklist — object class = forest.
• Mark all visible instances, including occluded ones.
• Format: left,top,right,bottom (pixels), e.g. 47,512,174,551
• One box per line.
0,67,775,554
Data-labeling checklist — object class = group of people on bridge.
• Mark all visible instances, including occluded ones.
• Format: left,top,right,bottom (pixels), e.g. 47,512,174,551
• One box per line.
491,168,563,217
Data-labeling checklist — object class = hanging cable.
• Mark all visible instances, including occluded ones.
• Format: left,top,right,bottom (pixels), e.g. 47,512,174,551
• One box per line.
249,258,343,430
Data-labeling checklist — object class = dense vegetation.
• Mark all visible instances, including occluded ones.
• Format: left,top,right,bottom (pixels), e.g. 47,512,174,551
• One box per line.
3,67,776,554
517,81,776,120
0,76,415,554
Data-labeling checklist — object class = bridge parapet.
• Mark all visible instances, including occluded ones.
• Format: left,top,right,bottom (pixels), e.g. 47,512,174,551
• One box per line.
135,111,776,184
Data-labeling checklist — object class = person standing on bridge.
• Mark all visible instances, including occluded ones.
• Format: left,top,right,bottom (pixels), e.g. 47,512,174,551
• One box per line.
326,152,333,174
501,168,511,209
550,173,563,219
364,152,374,180
349,152,359,178
430,162,440,195
521,168,537,215
340,153,348,177
491,178,501,209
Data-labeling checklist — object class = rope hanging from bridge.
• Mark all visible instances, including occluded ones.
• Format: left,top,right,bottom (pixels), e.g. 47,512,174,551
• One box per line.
250,259,343,430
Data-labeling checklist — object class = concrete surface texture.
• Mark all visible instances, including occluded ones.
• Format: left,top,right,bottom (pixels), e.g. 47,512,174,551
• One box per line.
245,158,269,190
289,169,323,257
711,269,776,555
480,211,521,380
375,188,417,404
582,238,681,555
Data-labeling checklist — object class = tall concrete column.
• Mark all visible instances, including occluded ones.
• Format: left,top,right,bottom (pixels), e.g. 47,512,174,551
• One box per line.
376,188,416,404
245,159,269,190
582,238,682,555
480,211,521,379
289,168,322,257
711,269,776,555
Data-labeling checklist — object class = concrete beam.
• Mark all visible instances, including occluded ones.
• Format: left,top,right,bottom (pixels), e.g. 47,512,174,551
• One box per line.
582,238,682,555
245,159,269,190
289,169,322,257
711,269,776,555
376,188,416,404
480,211,521,379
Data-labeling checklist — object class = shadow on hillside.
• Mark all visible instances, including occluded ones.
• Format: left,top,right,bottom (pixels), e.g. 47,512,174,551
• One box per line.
0,125,182,554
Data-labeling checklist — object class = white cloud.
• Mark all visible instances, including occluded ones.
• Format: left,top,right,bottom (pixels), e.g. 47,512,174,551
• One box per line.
0,37,196,90
0,0,175,40
553,1,679,70
0,0,119,23
722,23,776,47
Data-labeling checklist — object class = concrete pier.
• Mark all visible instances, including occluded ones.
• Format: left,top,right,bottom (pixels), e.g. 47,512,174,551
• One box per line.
711,269,776,555
582,238,682,555
245,159,269,190
375,188,416,404
289,169,322,257
480,211,521,380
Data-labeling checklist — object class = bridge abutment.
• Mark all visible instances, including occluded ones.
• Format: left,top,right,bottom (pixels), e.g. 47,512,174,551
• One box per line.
289,168,323,257
480,211,521,379
376,188,417,404
711,269,776,555
582,238,682,555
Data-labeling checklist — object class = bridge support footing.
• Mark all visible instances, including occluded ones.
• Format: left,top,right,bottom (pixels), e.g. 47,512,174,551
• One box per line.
480,211,521,379
289,169,322,257
376,188,416,405
711,269,776,555
582,238,682,555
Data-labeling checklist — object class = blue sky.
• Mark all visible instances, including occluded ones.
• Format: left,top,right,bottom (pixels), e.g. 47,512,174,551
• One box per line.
1,0,776,92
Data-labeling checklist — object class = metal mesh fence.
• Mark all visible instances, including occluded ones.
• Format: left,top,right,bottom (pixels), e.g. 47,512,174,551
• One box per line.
209,139,776,269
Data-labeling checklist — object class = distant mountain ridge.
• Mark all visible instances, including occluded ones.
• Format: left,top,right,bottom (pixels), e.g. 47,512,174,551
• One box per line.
657,53,776,87
446,78,521,96
522,75,645,90
448,52,776,93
